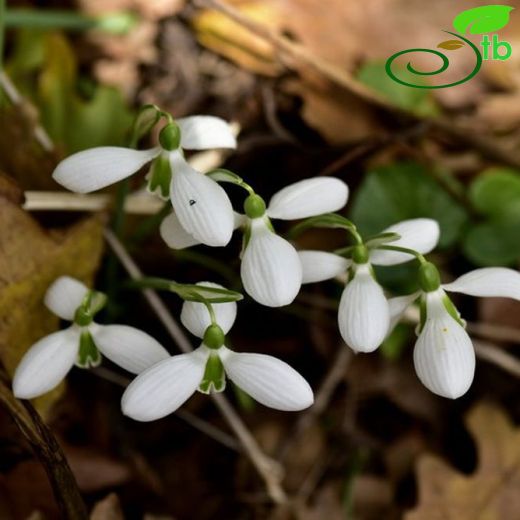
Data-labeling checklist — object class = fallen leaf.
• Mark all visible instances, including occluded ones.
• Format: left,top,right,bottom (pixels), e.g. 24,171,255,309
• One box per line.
406,402,520,520
437,40,466,50
0,175,104,415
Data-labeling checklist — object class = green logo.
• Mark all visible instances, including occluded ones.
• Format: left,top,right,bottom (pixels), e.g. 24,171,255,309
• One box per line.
385,5,514,89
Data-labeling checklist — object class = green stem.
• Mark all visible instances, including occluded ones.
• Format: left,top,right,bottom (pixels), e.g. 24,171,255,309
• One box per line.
203,300,217,325
376,245,427,263
5,9,96,30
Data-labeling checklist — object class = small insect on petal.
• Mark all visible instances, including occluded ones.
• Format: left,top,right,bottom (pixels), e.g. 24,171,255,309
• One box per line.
169,152,234,247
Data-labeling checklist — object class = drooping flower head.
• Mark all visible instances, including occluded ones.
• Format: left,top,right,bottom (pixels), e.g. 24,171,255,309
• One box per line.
161,176,349,307
389,266,520,399
299,218,441,353
52,115,237,247
122,283,314,421
13,276,169,399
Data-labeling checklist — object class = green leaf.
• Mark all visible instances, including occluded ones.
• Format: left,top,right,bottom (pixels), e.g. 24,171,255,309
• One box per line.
380,323,412,361
453,5,514,35
357,61,439,117
437,40,466,50
469,168,520,219
463,218,520,266
350,162,468,248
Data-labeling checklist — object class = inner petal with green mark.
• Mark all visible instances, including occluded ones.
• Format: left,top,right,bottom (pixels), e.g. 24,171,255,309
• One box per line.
199,352,226,394
76,329,102,369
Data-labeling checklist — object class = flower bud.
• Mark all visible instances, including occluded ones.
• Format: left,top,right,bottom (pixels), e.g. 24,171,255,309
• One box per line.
418,262,441,292
159,123,181,151
203,324,226,349
244,194,266,219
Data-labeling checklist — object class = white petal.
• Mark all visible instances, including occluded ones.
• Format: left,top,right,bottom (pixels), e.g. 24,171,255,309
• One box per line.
370,219,440,266
442,268,520,300
170,152,234,247
160,212,201,250
388,292,420,333
13,328,79,399
299,250,350,284
44,276,89,321
176,116,237,150
266,177,349,220
241,218,302,307
181,282,237,338
122,347,209,421
52,147,159,193
338,264,390,352
219,347,313,411
413,290,475,399
92,325,170,374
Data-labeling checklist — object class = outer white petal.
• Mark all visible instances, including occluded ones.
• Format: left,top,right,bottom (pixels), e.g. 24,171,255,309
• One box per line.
92,325,170,374
370,219,440,266
219,347,313,411
299,250,350,284
388,292,420,333
442,268,520,300
338,264,390,353
44,276,89,321
266,177,349,220
241,218,302,307
160,212,201,250
52,147,160,193
169,152,234,247
13,328,79,399
413,290,475,399
122,347,209,421
181,282,237,338
176,116,237,150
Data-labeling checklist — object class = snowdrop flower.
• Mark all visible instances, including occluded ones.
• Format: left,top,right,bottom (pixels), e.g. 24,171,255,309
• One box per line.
299,218,440,353
13,276,169,399
122,283,314,421
161,177,349,307
389,265,520,399
52,116,236,246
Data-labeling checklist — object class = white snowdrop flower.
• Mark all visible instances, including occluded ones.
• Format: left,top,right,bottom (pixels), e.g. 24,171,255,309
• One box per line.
338,262,390,353
391,264,520,399
413,288,475,399
122,295,314,421
160,177,349,307
52,116,236,247
296,218,440,352
13,276,169,399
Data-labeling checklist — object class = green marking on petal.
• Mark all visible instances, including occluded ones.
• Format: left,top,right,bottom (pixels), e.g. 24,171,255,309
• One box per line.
76,330,102,368
146,154,172,200
199,352,226,394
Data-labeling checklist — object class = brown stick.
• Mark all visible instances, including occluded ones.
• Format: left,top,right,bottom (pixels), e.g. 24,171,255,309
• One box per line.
194,0,520,169
0,368,87,519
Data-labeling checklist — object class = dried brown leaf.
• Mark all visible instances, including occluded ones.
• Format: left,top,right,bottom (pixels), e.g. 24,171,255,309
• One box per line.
0,177,104,415
406,402,520,520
